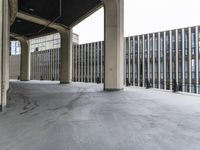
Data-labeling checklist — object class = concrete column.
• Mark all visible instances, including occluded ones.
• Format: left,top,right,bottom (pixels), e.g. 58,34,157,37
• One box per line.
182,29,185,92
164,32,167,90
0,1,3,109
0,0,10,111
20,38,30,81
59,28,72,84
195,26,199,94
103,0,124,90
10,34,30,81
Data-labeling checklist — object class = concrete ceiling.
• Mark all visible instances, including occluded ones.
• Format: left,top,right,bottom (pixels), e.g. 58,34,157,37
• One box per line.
11,0,102,38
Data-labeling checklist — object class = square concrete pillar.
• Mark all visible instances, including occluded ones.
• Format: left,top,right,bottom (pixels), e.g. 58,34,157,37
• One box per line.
20,39,30,81
59,29,72,84
10,34,30,81
103,0,124,90
0,0,10,111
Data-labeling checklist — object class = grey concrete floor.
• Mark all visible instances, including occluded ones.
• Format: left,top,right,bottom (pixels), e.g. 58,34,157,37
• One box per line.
1,81,200,150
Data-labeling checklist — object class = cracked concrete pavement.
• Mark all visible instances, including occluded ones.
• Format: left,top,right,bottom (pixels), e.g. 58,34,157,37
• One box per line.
1,80,200,150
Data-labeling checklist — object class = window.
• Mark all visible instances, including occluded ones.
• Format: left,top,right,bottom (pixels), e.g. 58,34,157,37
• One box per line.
10,41,21,55
160,34,164,57
192,59,196,80
178,31,182,50
184,31,188,55
172,31,176,51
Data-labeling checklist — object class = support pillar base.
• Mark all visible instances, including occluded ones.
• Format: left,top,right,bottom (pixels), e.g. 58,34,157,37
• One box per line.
104,88,124,91
60,81,72,84
20,80,30,81
0,105,6,112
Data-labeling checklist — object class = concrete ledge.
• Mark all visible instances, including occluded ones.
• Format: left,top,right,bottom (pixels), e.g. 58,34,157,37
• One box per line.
20,80,30,81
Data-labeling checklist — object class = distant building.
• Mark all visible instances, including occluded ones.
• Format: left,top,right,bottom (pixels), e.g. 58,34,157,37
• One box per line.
10,26,200,95
74,26,200,94
123,26,200,94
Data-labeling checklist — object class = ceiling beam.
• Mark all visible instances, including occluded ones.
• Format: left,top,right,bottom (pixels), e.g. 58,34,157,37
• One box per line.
10,32,29,41
9,0,18,25
16,11,69,33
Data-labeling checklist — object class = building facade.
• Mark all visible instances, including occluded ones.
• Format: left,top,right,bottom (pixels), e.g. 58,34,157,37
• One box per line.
124,26,200,94
74,26,200,94
28,41,104,82
9,26,200,94
73,41,104,83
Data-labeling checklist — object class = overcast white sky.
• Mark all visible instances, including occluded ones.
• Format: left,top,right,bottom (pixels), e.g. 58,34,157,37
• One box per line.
73,0,200,44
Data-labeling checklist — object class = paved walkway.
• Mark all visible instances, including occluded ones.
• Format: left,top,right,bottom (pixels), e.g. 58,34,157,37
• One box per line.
1,81,200,150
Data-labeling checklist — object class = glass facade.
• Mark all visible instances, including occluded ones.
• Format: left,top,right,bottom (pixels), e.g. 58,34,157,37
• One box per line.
160,33,164,89
10,26,200,95
72,26,199,95
122,26,199,94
